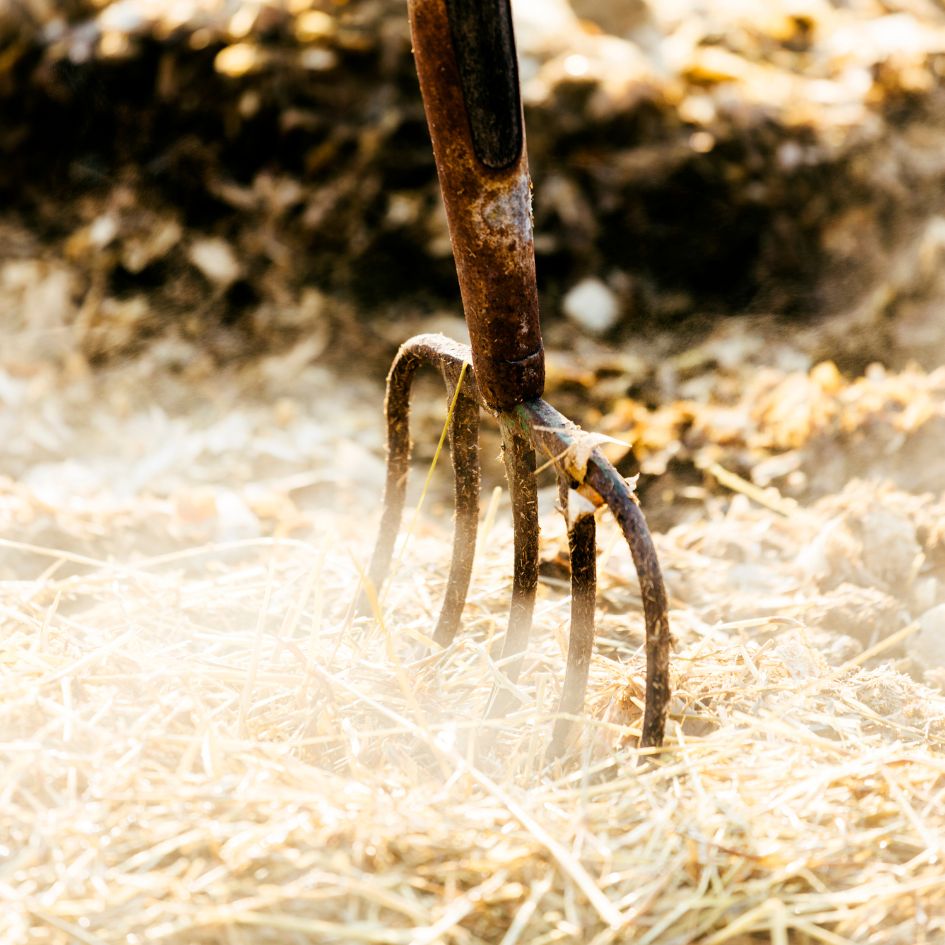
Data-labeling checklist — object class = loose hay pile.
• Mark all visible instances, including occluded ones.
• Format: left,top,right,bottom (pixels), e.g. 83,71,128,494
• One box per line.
2,335,945,944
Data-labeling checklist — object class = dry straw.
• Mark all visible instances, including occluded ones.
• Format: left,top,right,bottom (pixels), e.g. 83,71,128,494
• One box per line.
2,350,945,944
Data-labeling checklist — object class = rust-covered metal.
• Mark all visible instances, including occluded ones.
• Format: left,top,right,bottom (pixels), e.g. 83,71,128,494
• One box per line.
407,0,545,412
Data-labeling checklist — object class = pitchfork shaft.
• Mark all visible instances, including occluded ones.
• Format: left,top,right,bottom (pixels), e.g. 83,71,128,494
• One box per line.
408,0,545,411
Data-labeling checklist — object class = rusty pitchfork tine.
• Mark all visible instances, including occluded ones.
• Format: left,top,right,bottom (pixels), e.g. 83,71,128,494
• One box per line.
550,475,597,757
362,0,672,756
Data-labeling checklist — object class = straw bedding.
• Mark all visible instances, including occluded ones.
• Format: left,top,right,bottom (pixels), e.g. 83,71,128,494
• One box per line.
2,334,945,944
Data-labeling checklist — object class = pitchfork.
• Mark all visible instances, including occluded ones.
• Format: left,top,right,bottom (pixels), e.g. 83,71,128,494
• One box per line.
363,0,671,759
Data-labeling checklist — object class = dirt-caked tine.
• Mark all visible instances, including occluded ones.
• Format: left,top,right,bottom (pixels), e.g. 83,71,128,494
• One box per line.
484,426,540,721
362,343,423,606
549,479,598,759
433,386,480,647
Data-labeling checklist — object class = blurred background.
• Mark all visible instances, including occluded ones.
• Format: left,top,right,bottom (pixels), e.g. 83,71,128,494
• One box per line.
5,0,945,573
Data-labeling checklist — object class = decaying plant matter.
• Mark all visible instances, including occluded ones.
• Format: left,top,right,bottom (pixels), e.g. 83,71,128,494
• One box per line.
363,0,670,758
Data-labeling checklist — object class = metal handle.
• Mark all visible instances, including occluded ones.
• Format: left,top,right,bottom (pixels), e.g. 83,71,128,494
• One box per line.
409,0,545,412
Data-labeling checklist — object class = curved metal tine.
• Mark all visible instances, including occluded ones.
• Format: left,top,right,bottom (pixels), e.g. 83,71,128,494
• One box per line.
548,477,597,761
359,343,424,615
484,425,539,722
433,386,480,647
511,397,672,752
360,334,482,652
584,461,671,751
